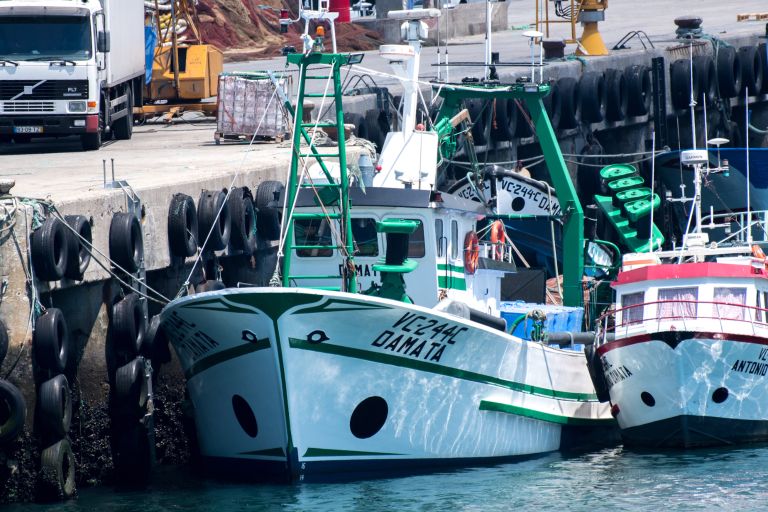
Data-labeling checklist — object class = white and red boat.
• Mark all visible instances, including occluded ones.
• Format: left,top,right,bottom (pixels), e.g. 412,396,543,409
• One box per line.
593,148,768,448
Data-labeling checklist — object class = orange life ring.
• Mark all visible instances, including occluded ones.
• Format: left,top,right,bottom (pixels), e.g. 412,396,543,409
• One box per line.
464,231,480,275
752,244,768,272
490,220,506,260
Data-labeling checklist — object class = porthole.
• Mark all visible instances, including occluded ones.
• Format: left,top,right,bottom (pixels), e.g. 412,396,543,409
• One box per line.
232,394,258,438
640,391,655,407
350,396,388,439
511,197,526,212
712,387,729,404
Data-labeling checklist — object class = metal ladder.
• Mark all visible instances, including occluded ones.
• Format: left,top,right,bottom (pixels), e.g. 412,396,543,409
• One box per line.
281,51,357,293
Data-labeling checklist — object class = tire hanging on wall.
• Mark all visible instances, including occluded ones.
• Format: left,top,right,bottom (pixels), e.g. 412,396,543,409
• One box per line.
38,374,72,439
465,98,490,146
584,344,611,403
30,218,68,282
112,293,146,358
669,58,698,111
141,315,171,366
33,308,70,374
578,71,607,123
0,379,26,446
760,43,768,95
114,423,152,488
0,318,8,367
490,99,515,142
624,64,651,116
167,193,198,259
556,77,580,129
114,357,148,418
38,438,76,500
512,99,534,138
364,109,389,150
343,112,368,140
255,181,284,241
542,81,562,129
738,45,764,96
228,187,258,255
693,55,717,105
197,189,231,252
63,215,92,280
109,212,143,273
604,68,628,122
717,46,743,99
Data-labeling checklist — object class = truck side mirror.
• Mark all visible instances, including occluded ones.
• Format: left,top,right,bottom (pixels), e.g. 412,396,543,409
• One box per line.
97,31,111,53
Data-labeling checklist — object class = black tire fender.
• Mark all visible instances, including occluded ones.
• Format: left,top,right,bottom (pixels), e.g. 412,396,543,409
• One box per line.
542,81,562,129
604,68,628,122
109,212,143,273
63,215,92,280
760,43,768,95
556,76,580,129
624,64,651,116
512,99,533,138
465,98,489,146
693,55,717,105
113,423,152,488
0,378,26,446
38,438,76,499
197,189,231,252
364,109,388,150
141,315,171,366
33,308,70,374
669,59,699,111
167,193,198,259
343,112,368,140
38,374,72,439
112,293,146,357
578,71,607,123
114,356,148,417
255,181,284,241
585,344,611,403
30,218,68,282
717,46,742,98
0,318,8,367
490,99,515,142
738,45,763,96
228,186,258,255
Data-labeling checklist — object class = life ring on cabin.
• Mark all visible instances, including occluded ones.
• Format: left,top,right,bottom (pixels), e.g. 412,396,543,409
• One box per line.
38,438,76,499
168,193,198,259
464,231,480,275
30,217,68,282
693,55,717,105
738,45,764,96
578,71,607,124
490,220,506,260
64,215,92,280
109,212,144,274
0,378,26,447
717,46,742,99
38,374,72,439
33,308,70,374
198,189,231,252
624,64,651,116
604,68,628,122
228,186,258,256
751,245,768,272
112,293,146,358
556,77,580,129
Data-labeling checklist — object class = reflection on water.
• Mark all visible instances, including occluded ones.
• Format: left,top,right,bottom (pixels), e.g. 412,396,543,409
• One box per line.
9,445,768,511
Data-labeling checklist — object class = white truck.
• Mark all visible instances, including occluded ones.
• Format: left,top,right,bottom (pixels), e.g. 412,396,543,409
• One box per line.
0,0,145,150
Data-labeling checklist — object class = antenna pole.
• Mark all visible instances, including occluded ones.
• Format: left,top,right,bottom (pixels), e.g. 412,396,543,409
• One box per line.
688,41,697,150
649,130,656,250
746,86,753,245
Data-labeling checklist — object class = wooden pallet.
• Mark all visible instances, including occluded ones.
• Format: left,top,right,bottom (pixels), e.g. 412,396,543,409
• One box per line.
737,12,768,22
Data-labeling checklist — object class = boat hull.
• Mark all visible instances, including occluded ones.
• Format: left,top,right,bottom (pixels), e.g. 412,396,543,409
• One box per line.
598,333,768,448
162,288,610,481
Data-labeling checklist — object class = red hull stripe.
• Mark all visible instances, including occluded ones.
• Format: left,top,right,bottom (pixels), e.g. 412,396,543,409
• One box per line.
613,262,766,287
597,332,768,356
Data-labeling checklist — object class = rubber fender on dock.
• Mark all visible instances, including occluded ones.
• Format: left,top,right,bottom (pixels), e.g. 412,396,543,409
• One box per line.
0,379,26,446
195,280,226,293
38,438,76,500
464,98,489,146
112,293,146,358
109,212,143,273
255,180,284,241
624,64,652,116
30,217,68,282
693,55,717,105
167,193,198,259
0,318,8,367
556,76,580,129
604,68,628,122
542,81,562,129
197,189,231,252
584,344,611,403
490,99,515,142
113,423,152,488
33,308,70,374
38,374,72,440
63,215,92,280
717,46,742,98
738,45,764,96
578,71,607,124
228,186,258,256
364,109,389,151
114,357,148,418
512,99,534,138
669,59,698,111
760,43,768,94
141,315,171,366
343,112,369,140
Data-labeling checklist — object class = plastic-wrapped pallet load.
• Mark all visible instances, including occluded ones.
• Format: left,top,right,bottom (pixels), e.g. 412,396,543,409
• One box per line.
215,72,292,143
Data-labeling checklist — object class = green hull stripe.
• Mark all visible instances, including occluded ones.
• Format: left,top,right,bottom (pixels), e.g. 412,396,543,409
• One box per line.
288,338,596,401
186,338,270,380
479,400,612,426
437,276,467,290
303,448,402,458
240,447,286,457
437,263,466,274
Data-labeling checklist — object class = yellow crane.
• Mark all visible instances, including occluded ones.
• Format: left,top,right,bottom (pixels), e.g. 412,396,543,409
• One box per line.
534,0,608,56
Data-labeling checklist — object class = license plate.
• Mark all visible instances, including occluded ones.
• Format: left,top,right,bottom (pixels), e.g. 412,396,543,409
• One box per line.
13,126,44,134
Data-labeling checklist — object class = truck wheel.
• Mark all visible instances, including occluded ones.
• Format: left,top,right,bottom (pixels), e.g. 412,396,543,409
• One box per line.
113,88,133,141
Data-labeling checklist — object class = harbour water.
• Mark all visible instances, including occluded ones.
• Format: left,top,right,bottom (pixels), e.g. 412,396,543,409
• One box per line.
8,444,768,511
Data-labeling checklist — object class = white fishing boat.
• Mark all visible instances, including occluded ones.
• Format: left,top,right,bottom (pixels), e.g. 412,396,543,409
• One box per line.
161,7,611,481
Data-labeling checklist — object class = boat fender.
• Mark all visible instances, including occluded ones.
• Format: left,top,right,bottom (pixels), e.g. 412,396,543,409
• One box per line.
33,308,70,374
489,220,506,260
624,64,651,116
760,43,768,95
542,80,562,129
38,438,76,500
490,99,515,142
463,231,479,275
512,99,533,138
141,315,171,366
113,356,148,418
109,212,143,273
556,77,580,130
693,55,717,105
227,186,258,256
167,193,198,259
578,71,607,124
604,68,628,122
738,45,764,96
195,280,226,294
669,59,699,111
38,374,72,439
584,344,611,402
465,98,489,146
0,318,8,367
716,46,742,99
343,112,369,140
255,181,284,241
30,217,68,282
364,109,389,151
0,379,26,446
63,215,92,280
112,293,146,358
197,189,231,252
547,331,596,347
468,308,507,332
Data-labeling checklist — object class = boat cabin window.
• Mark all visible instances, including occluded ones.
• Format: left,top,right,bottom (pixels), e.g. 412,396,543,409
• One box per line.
620,292,645,325
295,218,333,257
352,218,379,257
713,287,747,321
451,220,459,259
435,219,445,257
657,287,698,319
386,218,424,258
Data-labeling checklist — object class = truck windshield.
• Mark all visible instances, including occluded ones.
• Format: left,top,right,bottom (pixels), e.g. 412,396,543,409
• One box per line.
0,16,92,60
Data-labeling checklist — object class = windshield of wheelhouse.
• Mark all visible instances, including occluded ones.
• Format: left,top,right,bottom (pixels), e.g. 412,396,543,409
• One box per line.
0,15,92,60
